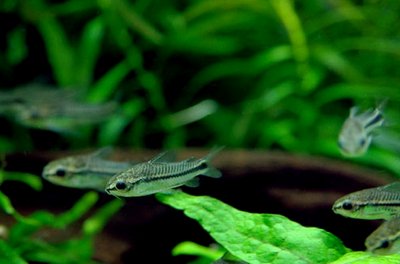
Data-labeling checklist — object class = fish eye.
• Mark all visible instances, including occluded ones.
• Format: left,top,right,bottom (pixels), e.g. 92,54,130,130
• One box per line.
115,181,127,191
380,240,390,249
359,138,366,146
55,168,66,177
342,201,353,210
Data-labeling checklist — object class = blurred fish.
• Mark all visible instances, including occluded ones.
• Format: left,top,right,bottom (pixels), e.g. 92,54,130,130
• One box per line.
105,147,223,197
332,182,400,220
0,84,116,132
42,147,135,191
365,217,400,254
338,101,386,157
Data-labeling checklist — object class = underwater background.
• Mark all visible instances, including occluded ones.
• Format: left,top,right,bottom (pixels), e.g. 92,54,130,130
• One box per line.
2,0,400,263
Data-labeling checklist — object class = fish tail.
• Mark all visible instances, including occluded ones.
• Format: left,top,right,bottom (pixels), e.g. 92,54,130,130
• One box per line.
202,146,224,178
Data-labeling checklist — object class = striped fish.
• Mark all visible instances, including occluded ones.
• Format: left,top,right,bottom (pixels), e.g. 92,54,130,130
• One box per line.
338,101,386,157
42,147,135,191
365,217,400,254
105,147,223,197
332,182,400,220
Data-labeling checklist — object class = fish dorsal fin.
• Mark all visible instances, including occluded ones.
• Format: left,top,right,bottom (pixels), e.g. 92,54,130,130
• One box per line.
91,147,113,159
183,157,197,162
349,106,359,118
378,182,400,193
148,151,176,163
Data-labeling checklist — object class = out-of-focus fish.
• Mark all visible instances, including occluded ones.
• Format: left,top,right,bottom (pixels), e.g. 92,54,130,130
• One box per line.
365,217,400,254
0,84,116,132
332,182,400,220
42,147,135,191
105,147,223,197
338,102,385,157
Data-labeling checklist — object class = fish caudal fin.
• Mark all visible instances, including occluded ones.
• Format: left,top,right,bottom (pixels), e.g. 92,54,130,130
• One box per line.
202,146,224,178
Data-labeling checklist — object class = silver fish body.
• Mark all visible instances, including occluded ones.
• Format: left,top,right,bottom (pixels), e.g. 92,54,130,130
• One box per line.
0,85,116,132
105,148,223,197
42,147,135,191
332,182,400,220
365,217,400,254
338,103,385,157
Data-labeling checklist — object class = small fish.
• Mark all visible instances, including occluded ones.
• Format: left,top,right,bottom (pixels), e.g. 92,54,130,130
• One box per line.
42,147,135,191
105,147,223,197
332,182,400,220
365,217,400,254
338,102,386,157
0,84,116,133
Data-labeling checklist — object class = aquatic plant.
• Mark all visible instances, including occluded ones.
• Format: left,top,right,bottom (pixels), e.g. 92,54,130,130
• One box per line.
2,0,400,263
0,170,123,264
157,191,400,264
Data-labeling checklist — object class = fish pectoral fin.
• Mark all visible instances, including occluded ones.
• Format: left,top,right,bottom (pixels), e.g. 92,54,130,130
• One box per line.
158,189,181,195
184,178,200,188
203,166,222,178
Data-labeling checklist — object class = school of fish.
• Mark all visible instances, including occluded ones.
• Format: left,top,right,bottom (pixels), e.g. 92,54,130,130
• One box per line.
39,98,400,255
43,147,223,197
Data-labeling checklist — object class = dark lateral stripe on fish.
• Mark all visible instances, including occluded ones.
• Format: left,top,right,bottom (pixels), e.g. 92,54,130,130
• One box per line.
364,112,383,129
357,202,400,207
142,162,208,183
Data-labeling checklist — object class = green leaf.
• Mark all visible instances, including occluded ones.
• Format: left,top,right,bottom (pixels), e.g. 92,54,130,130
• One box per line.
172,241,224,260
2,171,42,191
82,198,124,236
329,252,400,264
6,27,28,65
98,98,145,145
35,14,75,86
0,190,15,215
0,240,27,264
157,191,349,264
76,16,105,86
20,237,95,264
87,60,132,103
55,192,98,227
9,211,55,245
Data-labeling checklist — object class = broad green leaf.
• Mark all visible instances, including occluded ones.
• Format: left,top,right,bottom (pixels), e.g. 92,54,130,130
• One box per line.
329,251,400,264
0,240,27,264
157,191,349,264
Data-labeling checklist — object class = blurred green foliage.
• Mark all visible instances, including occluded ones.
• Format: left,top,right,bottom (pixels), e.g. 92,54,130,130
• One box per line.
1,0,400,164
0,171,124,263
